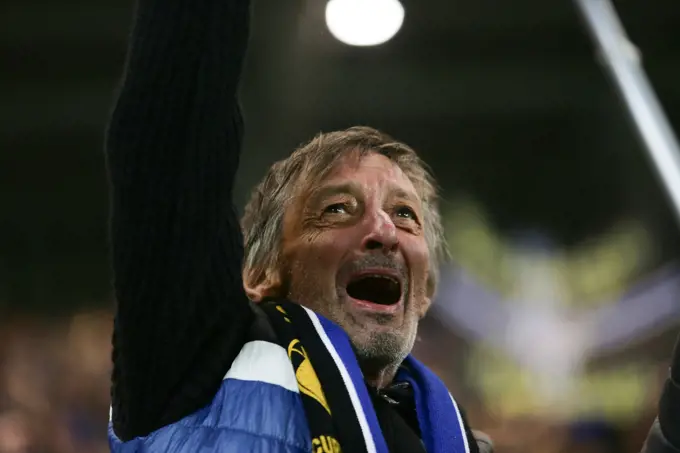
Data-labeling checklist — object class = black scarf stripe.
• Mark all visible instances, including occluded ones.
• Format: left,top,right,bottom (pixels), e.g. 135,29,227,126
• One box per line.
261,300,370,453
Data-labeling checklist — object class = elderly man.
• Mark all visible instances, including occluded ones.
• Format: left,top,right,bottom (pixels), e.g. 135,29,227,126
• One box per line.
105,0,484,451
105,0,679,452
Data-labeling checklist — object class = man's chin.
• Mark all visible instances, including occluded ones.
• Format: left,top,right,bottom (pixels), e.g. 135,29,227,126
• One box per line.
348,308,403,334
348,329,410,365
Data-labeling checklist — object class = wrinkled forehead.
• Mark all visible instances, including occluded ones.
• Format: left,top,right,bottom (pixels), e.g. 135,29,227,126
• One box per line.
299,149,420,203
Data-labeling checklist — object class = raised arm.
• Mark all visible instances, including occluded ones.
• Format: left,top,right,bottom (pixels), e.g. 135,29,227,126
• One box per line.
106,0,253,440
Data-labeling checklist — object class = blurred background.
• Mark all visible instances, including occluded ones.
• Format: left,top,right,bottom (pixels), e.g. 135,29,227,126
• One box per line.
2,0,680,451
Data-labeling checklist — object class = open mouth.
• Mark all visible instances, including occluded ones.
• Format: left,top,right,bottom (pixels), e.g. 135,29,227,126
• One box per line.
346,274,402,306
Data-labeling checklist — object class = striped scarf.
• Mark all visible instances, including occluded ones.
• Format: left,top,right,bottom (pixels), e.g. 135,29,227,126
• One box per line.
259,300,471,453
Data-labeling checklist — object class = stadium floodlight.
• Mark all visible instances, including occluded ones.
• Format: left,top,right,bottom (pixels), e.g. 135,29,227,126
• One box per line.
325,0,405,47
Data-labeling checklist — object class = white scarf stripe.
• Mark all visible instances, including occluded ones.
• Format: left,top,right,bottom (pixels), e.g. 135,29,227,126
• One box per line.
449,393,471,453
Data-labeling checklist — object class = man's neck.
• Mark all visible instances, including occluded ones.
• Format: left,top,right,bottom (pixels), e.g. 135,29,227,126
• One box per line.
361,361,400,389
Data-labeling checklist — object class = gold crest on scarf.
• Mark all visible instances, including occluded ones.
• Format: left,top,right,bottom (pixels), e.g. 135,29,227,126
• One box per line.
288,339,332,415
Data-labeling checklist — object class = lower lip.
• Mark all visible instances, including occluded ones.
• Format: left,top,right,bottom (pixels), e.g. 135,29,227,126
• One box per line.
347,296,403,314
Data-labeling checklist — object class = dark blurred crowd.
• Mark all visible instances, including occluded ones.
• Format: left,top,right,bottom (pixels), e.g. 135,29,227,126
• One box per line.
0,311,112,453
0,308,666,453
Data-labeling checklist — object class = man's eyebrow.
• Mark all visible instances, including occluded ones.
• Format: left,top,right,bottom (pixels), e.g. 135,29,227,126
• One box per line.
389,185,420,203
305,181,420,206
308,182,361,205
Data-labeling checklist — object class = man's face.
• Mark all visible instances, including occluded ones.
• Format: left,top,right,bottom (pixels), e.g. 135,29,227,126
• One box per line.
281,152,432,373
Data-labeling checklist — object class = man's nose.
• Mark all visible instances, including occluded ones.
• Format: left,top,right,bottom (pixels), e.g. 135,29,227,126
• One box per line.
361,209,399,253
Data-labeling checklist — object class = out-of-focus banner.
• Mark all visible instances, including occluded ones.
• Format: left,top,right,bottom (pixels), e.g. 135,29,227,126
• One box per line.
434,200,677,422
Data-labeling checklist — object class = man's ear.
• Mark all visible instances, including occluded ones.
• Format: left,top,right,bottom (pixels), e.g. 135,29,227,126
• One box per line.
243,267,285,302
418,296,432,319
420,276,436,318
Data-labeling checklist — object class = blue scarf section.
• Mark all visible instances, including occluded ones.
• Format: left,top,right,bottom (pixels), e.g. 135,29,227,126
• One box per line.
399,357,471,453
294,304,471,453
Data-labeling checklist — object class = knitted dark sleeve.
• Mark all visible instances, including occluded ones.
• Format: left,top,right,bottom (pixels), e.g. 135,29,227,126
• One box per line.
105,0,253,441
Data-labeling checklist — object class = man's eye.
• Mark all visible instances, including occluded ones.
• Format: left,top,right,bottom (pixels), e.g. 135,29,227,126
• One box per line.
396,206,417,220
324,203,348,215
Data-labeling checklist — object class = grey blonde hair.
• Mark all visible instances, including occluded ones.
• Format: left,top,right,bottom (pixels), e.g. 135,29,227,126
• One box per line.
241,126,445,296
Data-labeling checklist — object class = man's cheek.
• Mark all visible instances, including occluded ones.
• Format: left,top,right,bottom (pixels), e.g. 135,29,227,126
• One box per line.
316,238,348,259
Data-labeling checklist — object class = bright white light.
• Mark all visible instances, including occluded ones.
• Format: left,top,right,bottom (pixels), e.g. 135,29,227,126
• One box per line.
325,0,405,47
